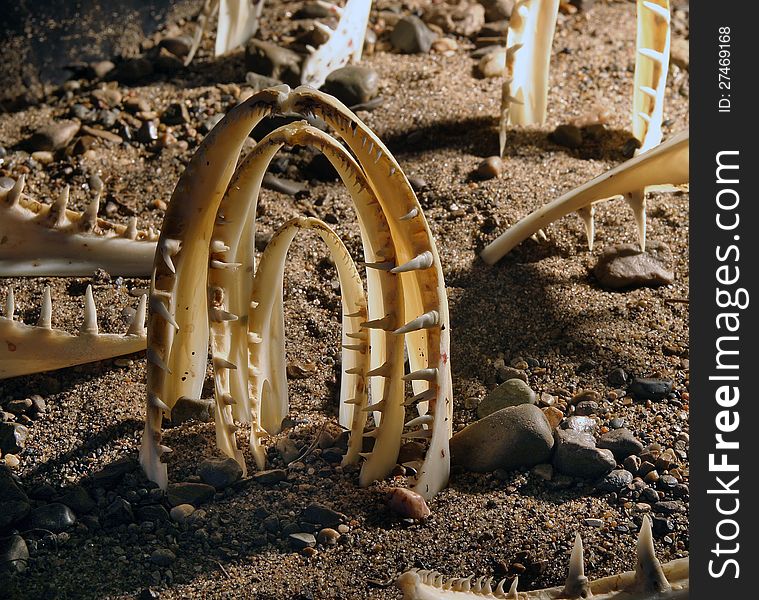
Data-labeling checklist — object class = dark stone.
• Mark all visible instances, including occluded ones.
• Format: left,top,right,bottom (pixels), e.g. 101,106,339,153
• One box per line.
171,397,214,424
594,242,674,290
0,422,29,454
629,378,674,400
22,121,80,152
25,503,76,532
167,482,215,507
136,120,158,144
150,548,176,566
597,428,644,459
289,532,316,550
552,429,616,479
300,503,347,528
323,66,379,106
253,469,288,485
0,535,29,575
653,500,685,515
159,35,193,59
162,102,190,125
113,57,154,84
198,457,243,490
92,457,136,489
599,469,634,491
136,504,170,523
550,124,583,149
0,467,30,529
58,486,96,514
390,16,436,54
102,497,134,527
245,39,301,86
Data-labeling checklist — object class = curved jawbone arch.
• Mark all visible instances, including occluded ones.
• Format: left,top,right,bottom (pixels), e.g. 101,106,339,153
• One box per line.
140,86,452,500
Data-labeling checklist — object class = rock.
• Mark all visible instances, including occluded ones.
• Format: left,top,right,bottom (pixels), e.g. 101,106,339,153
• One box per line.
25,503,76,532
550,124,583,149
316,527,340,546
424,3,485,37
0,467,30,528
170,504,195,524
58,485,96,514
477,48,506,78
599,469,634,491
0,535,28,575
397,441,426,464
295,1,333,18
92,457,136,489
607,368,628,386
198,457,243,490
542,406,563,429
136,504,169,523
653,500,685,515
474,156,504,180
386,488,430,520
162,102,190,125
171,397,214,424
150,548,176,567
167,482,216,507
598,428,644,459
136,120,158,144
245,40,301,86
90,60,116,79
253,469,288,485
289,532,316,551
609,417,625,429
245,72,283,91
301,503,347,528
390,16,436,54
23,121,80,152
450,404,554,472
113,57,154,83
496,365,527,384
593,242,674,290
478,0,515,21
563,415,597,434
102,498,134,527
159,35,194,59
477,379,536,418
0,423,28,455
323,66,379,107
276,438,301,463
262,173,307,196
6,399,32,416
584,518,604,528
154,47,184,74
553,429,616,479
531,463,553,481
574,400,598,416
628,377,674,400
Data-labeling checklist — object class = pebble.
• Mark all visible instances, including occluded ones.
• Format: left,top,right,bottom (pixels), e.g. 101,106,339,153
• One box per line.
23,121,80,152
171,397,214,424
386,488,430,520
574,400,598,416
0,466,30,528
276,438,301,464
628,377,674,401
424,3,485,37
162,102,190,125
0,535,29,575
599,469,634,491
542,407,563,429
450,404,554,472
198,457,243,490
169,504,195,524
150,548,176,567
316,527,340,546
583,518,604,528
531,463,553,481
92,457,136,489
479,0,515,21
25,502,76,532
136,120,159,144
550,124,583,149
563,415,597,434
594,242,674,289
254,468,289,485
6,398,32,416
159,35,194,59
390,16,437,53
31,150,55,164
102,497,134,527
301,503,347,528
552,430,616,479
245,40,302,86
167,482,216,507
262,173,307,196
90,60,115,79
597,428,643,459
201,114,225,134
114,58,153,83
477,379,536,418
289,533,316,551
653,500,684,515
58,485,96,514
609,417,625,429
474,156,504,180
496,365,527,384
0,422,29,454
3,454,20,468
245,72,283,91
323,66,379,106
477,48,506,78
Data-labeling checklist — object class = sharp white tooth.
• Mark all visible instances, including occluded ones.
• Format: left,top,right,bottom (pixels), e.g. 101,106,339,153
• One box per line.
362,399,386,412
159,238,181,273
127,294,148,336
210,308,238,322
210,239,230,253
366,361,392,377
159,445,173,455
576,205,595,251
147,347,171,373
317,0,342,17
344,397,363,406
313,21,333,35
506,43,523,60
403,368,438,382
50,186,70,228
4,287,15,320
38,286,52,329
635,515,672,593
345,366,364,375
642,1,670,21
150,295,178,329
626,190,647,251
124,217,138,240
374,149,383,163
507,577,519,598
341,343,365,352
79,192,100,232
495,579,507,596
638,48,665,63
6,175,25,206
360,315,394,331
405,414,434,428
80,285,98,334
505,95,523,106
210,259,241,270
250,300,259,309
562,533,590,598
537,228,548,241
248,332,263,344
221,393,236,405
305,44,317,55
639,85,657,98
403,429,432,439
399,207,418,221
148,392,170,412
358,451,372,459
638,111,652,123
391,251,434,273
214,357,237,370
394,310,439,335
363,260,395,271
404,388,436,406
346,331,367,340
